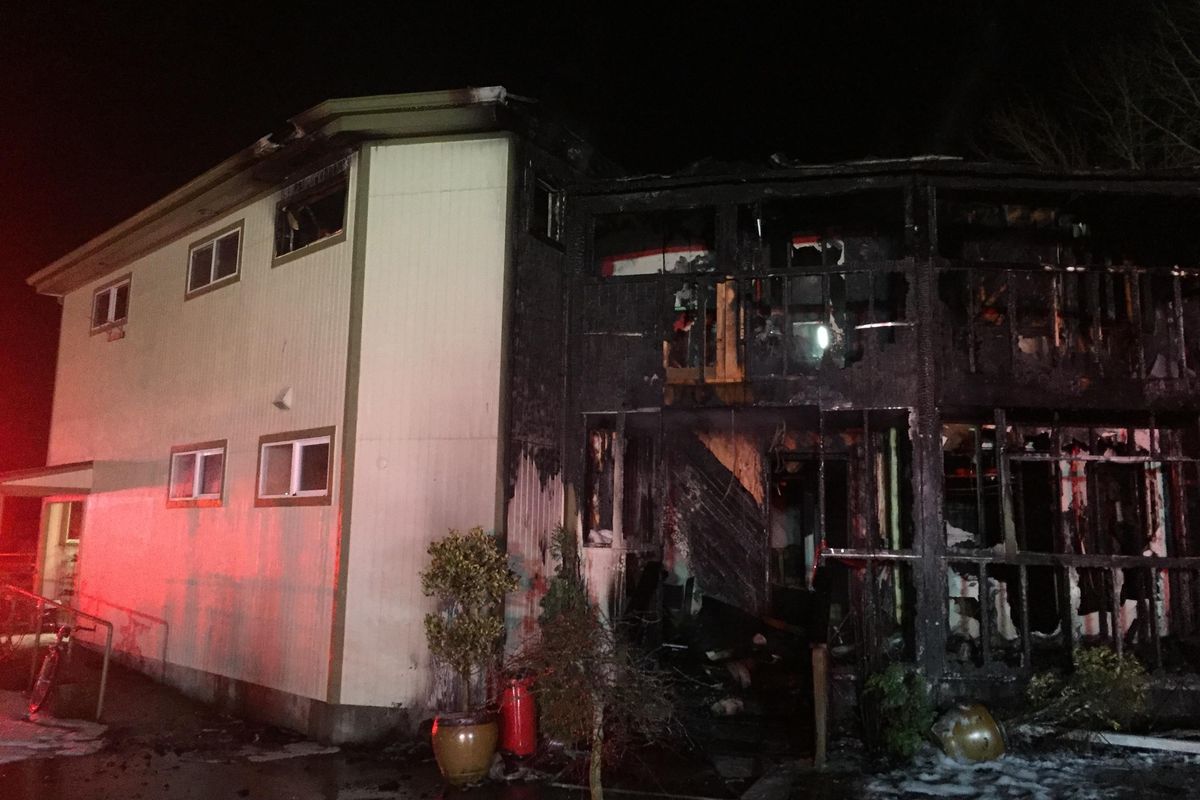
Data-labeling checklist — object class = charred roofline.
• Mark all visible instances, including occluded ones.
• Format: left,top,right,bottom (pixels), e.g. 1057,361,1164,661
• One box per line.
569,157,1200,199
27,87,582,296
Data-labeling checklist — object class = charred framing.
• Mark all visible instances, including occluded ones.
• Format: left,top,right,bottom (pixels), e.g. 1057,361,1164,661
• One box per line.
502,156,1200,701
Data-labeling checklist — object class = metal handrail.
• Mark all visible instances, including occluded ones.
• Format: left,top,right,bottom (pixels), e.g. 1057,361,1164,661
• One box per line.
1,584,113,721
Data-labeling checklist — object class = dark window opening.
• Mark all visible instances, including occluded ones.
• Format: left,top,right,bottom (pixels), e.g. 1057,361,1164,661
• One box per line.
621,430,657,546
530,179,563,243
584,425,616,547
665,279,742,383
744,270,910,376
943,423,1000,550
275,159,350,259
741,192,905,273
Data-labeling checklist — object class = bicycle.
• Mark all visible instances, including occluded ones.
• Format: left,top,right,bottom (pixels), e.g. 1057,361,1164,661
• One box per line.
28,624,75,715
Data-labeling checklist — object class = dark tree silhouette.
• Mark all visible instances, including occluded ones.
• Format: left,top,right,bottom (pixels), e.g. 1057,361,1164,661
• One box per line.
990,3,1200,169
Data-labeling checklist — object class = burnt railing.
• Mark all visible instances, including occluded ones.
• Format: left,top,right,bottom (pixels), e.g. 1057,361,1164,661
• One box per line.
823,547,1200,675
937,261,1200,386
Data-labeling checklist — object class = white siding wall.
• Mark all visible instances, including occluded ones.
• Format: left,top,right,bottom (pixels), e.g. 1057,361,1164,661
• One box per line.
340,137,511,709
47,166,356,702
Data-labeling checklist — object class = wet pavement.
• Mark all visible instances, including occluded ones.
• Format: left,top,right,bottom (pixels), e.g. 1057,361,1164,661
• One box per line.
5,649,1200,799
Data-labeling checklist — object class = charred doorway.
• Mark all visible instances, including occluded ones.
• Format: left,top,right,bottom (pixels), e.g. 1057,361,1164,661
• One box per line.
768,455,847,630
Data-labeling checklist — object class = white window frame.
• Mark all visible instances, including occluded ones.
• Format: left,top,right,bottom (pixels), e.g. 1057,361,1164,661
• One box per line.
167,440,227,508
255,427,335,507
186,222,243,298
90,275,131,333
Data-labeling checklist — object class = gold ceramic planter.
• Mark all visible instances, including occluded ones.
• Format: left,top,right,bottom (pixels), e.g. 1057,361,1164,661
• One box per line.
933,703,1006,762
432,711,499,786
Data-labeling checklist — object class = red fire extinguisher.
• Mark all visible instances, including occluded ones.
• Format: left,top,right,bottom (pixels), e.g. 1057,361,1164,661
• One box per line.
499,673,537,757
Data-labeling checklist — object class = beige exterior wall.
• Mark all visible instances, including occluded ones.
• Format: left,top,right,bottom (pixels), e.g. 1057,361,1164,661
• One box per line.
338,136,512,710
46,162,357,702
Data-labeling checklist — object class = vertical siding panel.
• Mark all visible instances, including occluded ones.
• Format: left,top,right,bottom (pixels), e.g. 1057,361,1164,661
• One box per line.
341,137,512,710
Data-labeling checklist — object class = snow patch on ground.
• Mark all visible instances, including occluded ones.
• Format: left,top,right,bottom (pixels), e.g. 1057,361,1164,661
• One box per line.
0,690,106,764
865,746,1200,799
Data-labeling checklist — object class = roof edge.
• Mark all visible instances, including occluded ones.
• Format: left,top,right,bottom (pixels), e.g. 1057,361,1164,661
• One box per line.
28,87,511,295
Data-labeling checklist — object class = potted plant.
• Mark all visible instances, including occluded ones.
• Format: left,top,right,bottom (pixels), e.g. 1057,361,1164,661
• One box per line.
421,526,518,786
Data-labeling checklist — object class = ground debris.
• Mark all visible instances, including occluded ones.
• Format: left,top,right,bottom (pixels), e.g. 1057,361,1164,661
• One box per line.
863,742,1200,799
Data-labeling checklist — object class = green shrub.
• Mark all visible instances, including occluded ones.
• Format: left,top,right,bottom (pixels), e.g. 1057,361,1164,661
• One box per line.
1026,647,1148,730
421,526,518,711
863,664,935,762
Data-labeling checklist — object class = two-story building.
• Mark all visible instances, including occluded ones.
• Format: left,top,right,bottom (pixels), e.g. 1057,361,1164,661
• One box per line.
1,88,595,742
9,87,1200,741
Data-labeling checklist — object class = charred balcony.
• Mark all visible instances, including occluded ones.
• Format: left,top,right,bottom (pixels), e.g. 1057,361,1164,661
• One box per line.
574,190,919,412
935,190,1200,409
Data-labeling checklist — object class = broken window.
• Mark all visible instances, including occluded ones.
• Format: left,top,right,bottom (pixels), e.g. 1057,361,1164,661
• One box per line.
785,275,825,373
274,157,349,259
594,209,715,277
584,418,659,548
1183,275,1200,370
90,275,130,333
187,222,242,297
946,414,1200,670
1012,271,1058,369
744,270,910,376
665,278,742,384
529,178,563,243
621,429,656,545
943,424,1000,550
1142,270,1184,378
747,192,905,272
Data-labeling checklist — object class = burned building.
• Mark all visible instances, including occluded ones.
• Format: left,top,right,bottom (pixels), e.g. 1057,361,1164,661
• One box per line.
505,156,1200,702
14,86,1200,740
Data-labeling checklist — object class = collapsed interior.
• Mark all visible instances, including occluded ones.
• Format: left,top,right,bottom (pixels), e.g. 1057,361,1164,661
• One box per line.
556,173,1200,710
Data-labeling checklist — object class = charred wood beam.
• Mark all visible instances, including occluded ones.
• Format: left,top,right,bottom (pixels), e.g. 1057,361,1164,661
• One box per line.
826,548,1200,569
575,166,1200,203
996,408,1018,555
912,253,947,680
573,177,913,210
925,174,1200,198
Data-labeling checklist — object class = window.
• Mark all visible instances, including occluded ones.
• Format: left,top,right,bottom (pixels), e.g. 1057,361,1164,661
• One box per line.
90,275,130,333
530,179,563,243
187,222,242,297
274,157,350,261
167,441,226,508
255,427,335,507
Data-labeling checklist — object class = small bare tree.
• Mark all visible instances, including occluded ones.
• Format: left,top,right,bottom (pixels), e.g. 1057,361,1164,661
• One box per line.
990,2,1200,169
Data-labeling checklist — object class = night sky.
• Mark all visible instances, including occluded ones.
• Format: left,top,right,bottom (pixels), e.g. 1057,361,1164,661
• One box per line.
0,2,1152,472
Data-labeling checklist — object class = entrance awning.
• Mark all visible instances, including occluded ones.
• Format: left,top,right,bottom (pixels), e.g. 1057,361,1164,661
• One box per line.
0,462,94,497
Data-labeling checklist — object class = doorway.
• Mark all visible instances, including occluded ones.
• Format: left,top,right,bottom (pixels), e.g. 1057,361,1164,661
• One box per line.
38,500,83,605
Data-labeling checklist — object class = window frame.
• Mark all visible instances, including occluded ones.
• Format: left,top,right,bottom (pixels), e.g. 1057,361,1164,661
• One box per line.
89,274,132,334
166,439,227,509
272,156,351,267
254,426,336,507
529,177,564,245
185,221,244,299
